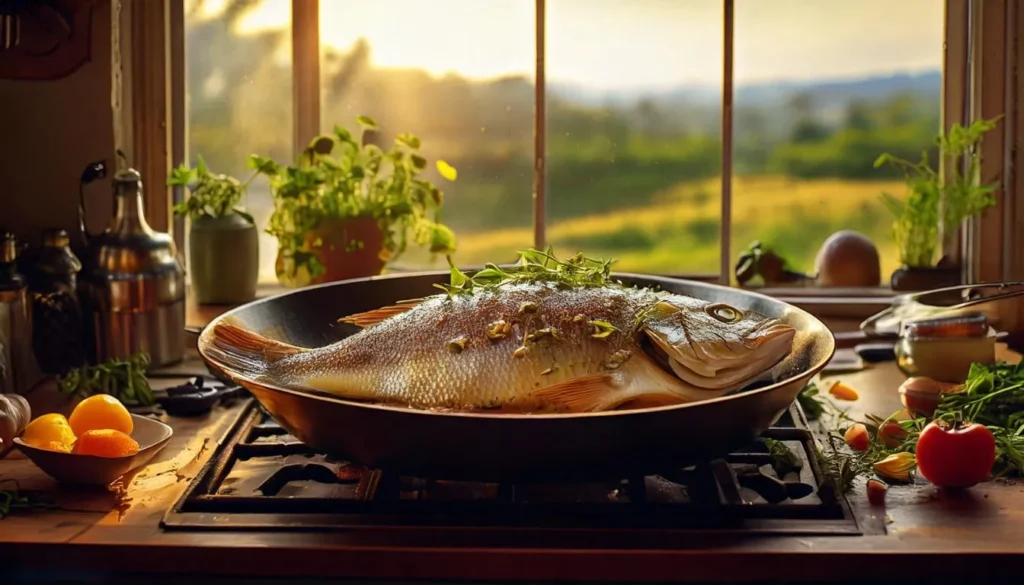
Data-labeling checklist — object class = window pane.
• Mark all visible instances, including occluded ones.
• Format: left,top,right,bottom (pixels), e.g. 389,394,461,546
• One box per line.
185,0,293,283
546,0,724,275
317,0,536,271
732,0,943,286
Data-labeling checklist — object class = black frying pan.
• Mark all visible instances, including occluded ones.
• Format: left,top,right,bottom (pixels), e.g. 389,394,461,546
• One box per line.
197,271,835,482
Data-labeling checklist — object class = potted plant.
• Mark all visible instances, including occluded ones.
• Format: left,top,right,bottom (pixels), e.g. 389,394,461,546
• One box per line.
169,156,259,304
874,117,1001,291
250,116,458,287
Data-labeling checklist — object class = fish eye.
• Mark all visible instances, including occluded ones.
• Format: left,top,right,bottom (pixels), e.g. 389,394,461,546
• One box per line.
706,303,742,323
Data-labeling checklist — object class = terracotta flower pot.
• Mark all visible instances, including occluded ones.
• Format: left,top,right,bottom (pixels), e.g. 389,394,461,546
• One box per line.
275,216,386,287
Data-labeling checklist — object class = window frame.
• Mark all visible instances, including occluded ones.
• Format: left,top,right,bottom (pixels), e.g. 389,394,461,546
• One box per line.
144,0,1015,320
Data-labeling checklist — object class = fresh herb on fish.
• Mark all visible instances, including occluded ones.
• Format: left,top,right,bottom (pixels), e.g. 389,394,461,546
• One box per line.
526,328,558,343
513,346,529,359
434,247,615,298
589,320,617,339
519,302,539,314
447,336,468,354
486,320,511,340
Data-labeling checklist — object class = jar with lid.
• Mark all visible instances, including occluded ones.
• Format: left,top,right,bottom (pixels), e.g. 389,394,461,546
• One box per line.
25,228,87,375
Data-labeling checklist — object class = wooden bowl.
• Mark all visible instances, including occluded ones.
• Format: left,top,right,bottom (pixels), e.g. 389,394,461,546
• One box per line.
13,414,173,486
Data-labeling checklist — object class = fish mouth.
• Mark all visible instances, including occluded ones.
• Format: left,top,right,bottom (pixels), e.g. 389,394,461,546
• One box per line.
642,321,797,391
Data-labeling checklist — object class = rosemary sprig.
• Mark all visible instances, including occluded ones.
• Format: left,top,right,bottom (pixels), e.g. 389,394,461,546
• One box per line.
57,351,155,407
433,247,617,298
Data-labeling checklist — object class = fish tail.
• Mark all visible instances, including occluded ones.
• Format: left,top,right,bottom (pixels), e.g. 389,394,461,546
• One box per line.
206,321,305,375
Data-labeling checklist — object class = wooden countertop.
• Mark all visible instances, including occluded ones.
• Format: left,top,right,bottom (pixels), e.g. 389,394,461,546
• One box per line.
2,349,1024,582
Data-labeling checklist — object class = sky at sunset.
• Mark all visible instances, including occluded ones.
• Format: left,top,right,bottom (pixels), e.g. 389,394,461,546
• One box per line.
196,0,945,90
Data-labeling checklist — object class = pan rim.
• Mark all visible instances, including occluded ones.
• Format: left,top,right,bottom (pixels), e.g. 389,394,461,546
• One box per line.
198,269,836,421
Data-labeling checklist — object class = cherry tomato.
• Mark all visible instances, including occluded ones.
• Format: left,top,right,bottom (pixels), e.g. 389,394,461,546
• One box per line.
915,420,995,488
843,423,870,451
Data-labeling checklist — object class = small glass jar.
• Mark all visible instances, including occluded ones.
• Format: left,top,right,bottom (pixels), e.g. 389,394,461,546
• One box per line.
896,313,995,383
26,229,87,375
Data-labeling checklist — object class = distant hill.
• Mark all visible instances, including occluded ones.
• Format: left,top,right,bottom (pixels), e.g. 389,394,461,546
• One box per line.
551,70,942,107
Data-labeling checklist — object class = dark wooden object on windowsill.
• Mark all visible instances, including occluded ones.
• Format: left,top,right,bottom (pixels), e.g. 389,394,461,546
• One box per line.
890,256,962,292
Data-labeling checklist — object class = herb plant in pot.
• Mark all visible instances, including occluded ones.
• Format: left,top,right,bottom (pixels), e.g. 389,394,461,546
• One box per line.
169,157,259,304
875,117,1001,292
250,116,458,287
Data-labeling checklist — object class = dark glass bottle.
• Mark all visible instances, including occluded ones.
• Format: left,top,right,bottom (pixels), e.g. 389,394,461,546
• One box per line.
0,233,39,393
27,228,87,375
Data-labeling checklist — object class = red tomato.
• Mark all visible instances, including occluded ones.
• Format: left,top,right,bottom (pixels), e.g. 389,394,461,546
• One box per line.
915,420,996,488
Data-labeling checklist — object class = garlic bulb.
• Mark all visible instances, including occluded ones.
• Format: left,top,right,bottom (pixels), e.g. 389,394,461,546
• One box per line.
0,394,31,458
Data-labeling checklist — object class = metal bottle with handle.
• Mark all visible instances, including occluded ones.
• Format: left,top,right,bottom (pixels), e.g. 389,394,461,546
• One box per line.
78,165,186,367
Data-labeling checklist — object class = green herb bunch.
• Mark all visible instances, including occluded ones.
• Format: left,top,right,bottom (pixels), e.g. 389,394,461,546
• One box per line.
250,116,458,283
57,351,155,407
169,155,255,224
811,360,1024,493
874,117,1001,268
435,247,616,298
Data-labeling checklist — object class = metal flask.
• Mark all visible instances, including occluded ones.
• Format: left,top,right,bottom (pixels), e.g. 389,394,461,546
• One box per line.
79,167,186,367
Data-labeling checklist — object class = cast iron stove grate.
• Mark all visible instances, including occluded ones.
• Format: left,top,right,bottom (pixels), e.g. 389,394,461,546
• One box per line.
161,399,860,537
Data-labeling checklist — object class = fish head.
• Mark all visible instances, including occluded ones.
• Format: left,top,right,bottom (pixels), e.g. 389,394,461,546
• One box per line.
640,297,797,390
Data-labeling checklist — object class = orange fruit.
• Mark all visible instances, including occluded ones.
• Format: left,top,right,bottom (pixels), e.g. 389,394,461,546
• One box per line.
21,413,77,451
42,440,72,453
71,429,140,458
68,394,133,437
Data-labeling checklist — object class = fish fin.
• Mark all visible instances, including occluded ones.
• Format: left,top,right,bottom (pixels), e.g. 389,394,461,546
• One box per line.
531,373,622,413
337,298,426,328
207,322,305,373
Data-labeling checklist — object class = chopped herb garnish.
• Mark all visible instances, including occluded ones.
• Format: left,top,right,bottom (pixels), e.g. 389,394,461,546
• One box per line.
486,320,511,340
513,346,528,359
519,301,539,314
447,336,469,354
588,320,617,339
526,328,557,343
434,247,615,298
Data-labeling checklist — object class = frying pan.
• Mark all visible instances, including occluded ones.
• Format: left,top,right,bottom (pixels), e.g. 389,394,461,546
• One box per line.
198,271,835,482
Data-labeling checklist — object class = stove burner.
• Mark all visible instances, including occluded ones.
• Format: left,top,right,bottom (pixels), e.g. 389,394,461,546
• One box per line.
162,400,860,537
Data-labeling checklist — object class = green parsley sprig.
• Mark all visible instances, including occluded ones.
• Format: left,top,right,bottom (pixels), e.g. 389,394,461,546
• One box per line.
434,247,616,298
57,351,155,407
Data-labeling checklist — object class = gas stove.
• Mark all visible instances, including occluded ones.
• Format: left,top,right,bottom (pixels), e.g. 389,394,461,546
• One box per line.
161,397,861,538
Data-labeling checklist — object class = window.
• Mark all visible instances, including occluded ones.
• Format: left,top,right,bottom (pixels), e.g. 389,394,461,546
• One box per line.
181,0,964,290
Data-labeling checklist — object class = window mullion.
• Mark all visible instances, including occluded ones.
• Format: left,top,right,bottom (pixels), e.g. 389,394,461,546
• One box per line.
533,0,547,250
720,0,735,286
292,0,321,156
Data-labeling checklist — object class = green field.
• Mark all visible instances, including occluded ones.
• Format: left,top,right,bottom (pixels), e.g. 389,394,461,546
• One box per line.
393,175,903,284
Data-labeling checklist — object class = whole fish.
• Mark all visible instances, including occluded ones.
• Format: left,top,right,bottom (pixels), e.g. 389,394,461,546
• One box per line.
206,282,797,413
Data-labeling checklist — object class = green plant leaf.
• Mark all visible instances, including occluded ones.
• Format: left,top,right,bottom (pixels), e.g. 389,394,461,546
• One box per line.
356,115,378,130
311,135,335,155
396,133,422,149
